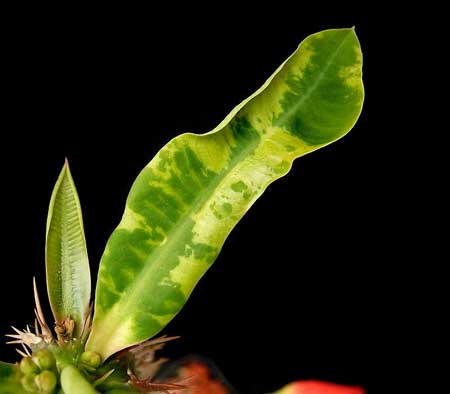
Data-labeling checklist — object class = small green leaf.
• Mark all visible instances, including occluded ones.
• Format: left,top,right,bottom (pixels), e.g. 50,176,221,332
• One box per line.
87,28,364,359
0,361,26,394
46,160,91,336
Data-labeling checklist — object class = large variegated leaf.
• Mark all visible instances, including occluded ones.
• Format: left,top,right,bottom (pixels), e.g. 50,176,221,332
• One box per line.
87,28,364,359
46,160,91,336
0,361,25,394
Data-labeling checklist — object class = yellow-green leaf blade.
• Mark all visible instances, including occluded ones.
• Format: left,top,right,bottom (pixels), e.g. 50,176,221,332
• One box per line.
46,160,91,336
87,28,364,359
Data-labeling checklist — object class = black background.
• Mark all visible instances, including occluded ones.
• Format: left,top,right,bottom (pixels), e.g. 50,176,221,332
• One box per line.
0,5,383,394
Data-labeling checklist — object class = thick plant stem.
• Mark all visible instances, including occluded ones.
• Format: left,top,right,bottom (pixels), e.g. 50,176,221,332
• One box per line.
60,365,99,394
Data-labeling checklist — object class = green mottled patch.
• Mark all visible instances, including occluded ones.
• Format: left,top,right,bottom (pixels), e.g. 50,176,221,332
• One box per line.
222,202,232,214
211,202,223,220
87,28,364,359
285,145,297,152
274,160,291,174
231,181,248,192
243,191,253,200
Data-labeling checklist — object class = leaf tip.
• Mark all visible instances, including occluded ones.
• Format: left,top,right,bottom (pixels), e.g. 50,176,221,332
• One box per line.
60,157,74,181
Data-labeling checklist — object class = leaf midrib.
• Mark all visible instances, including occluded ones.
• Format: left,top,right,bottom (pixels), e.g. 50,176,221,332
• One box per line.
97,132,260,342
274,29,354,128
60,179,81,319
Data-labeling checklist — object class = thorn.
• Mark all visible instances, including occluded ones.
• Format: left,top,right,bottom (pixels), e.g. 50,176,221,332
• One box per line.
150,335,181,344
6,327,43,346
16,348,28,358
34,309,46,333
34,309,42,325
11,326,22,335
80,303,93,343
35,319,40,335
33,278,47,324
5,334,22,339
21,343,31,356
130,335,181,354
33,278,53,343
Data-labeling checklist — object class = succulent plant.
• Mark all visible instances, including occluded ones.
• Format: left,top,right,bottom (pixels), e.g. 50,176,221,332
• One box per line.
0,28,364,394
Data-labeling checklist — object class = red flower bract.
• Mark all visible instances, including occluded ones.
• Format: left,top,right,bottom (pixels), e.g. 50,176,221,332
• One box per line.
279,380,365,394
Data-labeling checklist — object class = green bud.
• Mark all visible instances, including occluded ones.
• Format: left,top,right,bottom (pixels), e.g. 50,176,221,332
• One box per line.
20,356,40,375
35,370,57,393
21,373,38,392
79,351,102,369
32,348,56,371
